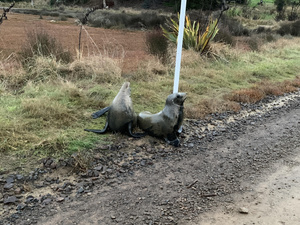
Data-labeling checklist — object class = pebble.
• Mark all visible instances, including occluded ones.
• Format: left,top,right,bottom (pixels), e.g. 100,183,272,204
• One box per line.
4,196,18,204
16,174,24,180
6,176,15,183
42,198,52,205
238,207,249,214
188,143,194,148
16,203,26,210
77,187,84,193
4,183,14,190
56,197,65,202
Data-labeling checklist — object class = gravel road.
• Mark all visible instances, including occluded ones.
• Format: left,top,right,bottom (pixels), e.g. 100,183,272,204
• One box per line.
1,91,300,225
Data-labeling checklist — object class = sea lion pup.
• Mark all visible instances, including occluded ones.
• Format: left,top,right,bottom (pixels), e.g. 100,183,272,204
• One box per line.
138,93,187,147
84,82,145,138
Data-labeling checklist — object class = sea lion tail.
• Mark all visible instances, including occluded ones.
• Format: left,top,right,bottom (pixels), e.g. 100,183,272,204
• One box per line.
91,106,110,119
84,120,109,134
128,122,147,138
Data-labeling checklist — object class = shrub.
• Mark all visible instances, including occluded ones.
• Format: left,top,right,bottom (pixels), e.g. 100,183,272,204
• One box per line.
277,20,300,36
146,29,169,63
220,15,250,36
214,26,236,46
20,29,73,65
161,14,219,54
246,36,260,51
291,20,300,36
59,15,68,21
89,11,166,29
265,33,277,42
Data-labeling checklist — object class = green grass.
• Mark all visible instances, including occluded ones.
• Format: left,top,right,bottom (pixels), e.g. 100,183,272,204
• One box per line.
249,0,275,7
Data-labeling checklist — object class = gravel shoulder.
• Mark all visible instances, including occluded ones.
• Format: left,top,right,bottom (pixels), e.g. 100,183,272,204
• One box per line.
1,91,300,225
191,154,300,225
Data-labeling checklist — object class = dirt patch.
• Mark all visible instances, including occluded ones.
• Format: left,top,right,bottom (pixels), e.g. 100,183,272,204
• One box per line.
188,155,300,225
0,13,150,72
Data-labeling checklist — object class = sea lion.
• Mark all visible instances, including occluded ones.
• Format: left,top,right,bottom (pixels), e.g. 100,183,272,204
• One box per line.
137,92,187,147
85,82,145,138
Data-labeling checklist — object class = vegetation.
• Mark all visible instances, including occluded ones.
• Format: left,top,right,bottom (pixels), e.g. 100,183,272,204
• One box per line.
161,14,219,54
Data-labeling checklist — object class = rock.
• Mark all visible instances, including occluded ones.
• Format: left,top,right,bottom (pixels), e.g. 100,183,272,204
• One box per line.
94,165,103,171
6,176,15,183
77,187,84,194
42,198,52,205
238,207,249,214
45,176,52,182
188,143,194,148
4,196,18,204
4,182,14,190
16,203,26,210
56,197,64,202
26,195,37,203
16,174,24,180
14,187,22,194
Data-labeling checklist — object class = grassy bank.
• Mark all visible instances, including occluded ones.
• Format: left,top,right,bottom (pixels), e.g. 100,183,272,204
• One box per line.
1,2,300,172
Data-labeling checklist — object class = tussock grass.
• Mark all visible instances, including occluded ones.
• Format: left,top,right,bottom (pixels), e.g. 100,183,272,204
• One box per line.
68,56,122,83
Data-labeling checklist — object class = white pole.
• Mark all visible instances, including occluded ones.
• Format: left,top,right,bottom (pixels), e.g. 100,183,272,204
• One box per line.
173,0,187,94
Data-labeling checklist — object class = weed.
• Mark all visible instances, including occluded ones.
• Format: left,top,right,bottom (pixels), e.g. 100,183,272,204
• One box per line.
220,15,250,36
19,29,73,65
146,29,169,64
246,36,261,51
214,26,236,46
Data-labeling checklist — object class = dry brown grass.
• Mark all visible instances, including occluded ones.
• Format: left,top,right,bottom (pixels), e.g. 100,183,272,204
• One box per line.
68,56,122,83
228,77,300,104
185,98,241,119
0,54,26,90
228,88,265,103
129,56,167,81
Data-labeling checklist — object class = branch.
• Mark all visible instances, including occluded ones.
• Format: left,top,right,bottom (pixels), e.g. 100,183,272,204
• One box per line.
80,6,102,25
0,2,15,26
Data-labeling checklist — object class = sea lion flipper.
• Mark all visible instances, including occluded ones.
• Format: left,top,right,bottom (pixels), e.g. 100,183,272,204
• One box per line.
84,120,109,134
128,122,147,138
91,106,111,119
165,133,180,147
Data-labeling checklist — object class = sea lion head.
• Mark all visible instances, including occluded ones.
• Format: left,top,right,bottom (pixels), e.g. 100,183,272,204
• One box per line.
166,92,187,106
122,81,131,96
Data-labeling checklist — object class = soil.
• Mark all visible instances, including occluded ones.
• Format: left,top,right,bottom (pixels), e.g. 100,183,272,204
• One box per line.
0,13,150,73
1,11,300,225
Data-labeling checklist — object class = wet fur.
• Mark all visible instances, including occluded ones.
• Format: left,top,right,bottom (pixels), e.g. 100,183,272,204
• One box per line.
85,82,144,138
138,93,186,146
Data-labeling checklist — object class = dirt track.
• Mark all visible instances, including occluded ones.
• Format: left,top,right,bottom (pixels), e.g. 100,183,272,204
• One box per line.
1,90,300,224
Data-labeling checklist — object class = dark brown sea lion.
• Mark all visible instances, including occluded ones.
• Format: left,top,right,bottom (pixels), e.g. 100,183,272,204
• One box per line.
137,93,186,146
85,82,145,138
